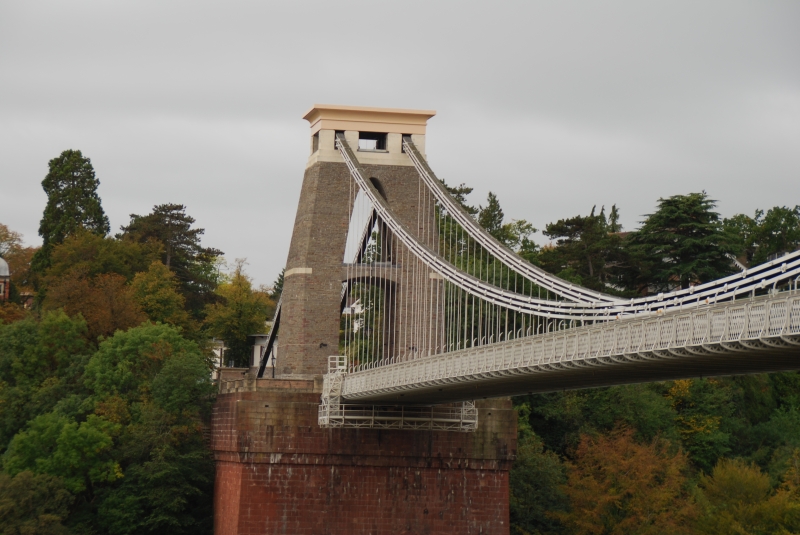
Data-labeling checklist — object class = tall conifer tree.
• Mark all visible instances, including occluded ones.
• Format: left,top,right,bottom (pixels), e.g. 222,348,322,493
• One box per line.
31,150,109,273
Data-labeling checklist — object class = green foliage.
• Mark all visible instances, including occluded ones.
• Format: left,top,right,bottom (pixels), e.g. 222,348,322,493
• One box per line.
478,192,537,251
0,311,91,450
510,428,568,535
751,206,800,264
32,150,110,274
4,412,121,494
120,204,223,316
666,379,739,472
130,262,194,334
540,205,629,293
627,192,736,291
0,471,73,535
0,319,214,534
85,323,205,404
270,268,284,301
441,179,479,216
521,384,678,456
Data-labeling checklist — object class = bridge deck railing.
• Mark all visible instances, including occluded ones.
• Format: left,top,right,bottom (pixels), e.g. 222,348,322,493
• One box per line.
339,292,800,401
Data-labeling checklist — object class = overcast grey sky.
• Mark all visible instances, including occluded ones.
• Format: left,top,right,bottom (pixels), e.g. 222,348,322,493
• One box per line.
2,1,798,285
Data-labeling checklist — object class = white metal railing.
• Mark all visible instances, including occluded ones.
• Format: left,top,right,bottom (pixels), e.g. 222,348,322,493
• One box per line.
339,293,800,401
318,355,477,431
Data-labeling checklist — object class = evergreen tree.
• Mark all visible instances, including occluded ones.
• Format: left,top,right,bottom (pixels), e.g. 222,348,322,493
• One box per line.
440,179,479,216
626,192,735,292
478,192,505,239
478,192,536,251
32,150,110,274
270,268,284,301
539,205,628,293
120,204,223,315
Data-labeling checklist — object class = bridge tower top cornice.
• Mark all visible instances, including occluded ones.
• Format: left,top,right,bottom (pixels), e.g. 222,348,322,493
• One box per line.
303,104,436,136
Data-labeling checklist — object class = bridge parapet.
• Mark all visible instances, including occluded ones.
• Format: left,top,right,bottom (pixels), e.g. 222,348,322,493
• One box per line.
337,292,800,405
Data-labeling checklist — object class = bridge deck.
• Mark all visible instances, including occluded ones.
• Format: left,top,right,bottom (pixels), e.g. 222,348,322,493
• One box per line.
337,293,800,404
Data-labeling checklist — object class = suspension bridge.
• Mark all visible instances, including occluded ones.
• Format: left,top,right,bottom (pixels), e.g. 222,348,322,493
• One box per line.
213,105,800,535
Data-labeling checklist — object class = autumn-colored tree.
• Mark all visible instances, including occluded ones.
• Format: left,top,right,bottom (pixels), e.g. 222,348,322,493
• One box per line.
696,457,800,534
45,230,161,284
6,246,37,295
203,261,274,367
44,269,146,340
0,222,39,300
555,427,697,535
130,262,194,334
666,378,736,472
0,223,23,258
0,303,27,324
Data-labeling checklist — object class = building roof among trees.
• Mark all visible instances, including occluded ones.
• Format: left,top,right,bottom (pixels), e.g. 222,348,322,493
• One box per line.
0,256,9,277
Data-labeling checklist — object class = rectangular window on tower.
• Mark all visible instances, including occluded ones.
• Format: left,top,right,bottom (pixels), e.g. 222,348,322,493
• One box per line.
358,132,387,152
312,132,319,153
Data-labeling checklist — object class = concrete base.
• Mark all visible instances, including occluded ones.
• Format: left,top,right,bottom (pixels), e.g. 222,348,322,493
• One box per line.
211,375,517,535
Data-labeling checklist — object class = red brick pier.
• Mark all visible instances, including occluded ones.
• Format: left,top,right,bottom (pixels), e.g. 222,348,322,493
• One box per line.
211,370,517,534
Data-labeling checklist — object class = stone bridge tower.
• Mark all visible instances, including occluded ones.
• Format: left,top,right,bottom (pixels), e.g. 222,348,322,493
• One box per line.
211,105,516,535
280,104,438,377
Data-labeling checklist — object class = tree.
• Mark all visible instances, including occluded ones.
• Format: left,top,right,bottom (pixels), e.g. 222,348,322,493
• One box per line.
130,262,193,333
43,270,147,340
87,323,215,534
0,471,73,535
751,206,800,265
539,205,628,293
478,192,537,252
626,192,735,292
0,223,38,300
203,261,274,367
44,230,162,284
85,322,207,404
666,379,737,472
723,212,760,265
0,311,91,451
32,150,110,274
0,223,23,258
120,204,223,315
4,412,122,495
724,206,800,267
510,419,568,535
555,427,697,535
696,458,800,534
270,268,284,301
441,179,479,216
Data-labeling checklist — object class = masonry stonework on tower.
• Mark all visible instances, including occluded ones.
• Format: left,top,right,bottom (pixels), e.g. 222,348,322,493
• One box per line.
211,105,517,535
